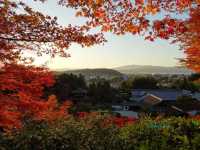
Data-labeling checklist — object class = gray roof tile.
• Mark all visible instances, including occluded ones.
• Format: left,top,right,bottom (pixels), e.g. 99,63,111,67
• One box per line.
132,89,192,101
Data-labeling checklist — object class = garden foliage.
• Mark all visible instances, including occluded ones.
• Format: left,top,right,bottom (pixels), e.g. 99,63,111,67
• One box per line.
1,116,200,150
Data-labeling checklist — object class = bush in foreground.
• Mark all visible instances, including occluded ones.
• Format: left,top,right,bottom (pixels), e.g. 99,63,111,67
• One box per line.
1,115,200,150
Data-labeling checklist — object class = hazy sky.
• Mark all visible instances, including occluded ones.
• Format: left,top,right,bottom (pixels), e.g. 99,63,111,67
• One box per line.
25,0,185,70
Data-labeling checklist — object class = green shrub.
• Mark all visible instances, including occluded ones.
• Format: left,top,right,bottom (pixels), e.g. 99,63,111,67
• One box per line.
1,116,200,150
118,117,200,150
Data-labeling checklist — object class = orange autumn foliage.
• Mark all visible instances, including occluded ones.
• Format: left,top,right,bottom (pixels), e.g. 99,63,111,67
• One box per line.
1,0,200,130
63,0,200,73
0,0,93,131
0,0,105,64
0,64,71,130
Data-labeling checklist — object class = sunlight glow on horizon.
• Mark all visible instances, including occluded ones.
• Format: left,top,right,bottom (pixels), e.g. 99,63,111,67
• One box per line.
25,0,185,70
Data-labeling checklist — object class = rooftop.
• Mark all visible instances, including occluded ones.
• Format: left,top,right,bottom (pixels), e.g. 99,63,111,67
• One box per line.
131,89,193,101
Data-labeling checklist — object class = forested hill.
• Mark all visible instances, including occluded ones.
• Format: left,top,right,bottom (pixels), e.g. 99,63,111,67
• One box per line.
53,65,193,77
55,69,123,80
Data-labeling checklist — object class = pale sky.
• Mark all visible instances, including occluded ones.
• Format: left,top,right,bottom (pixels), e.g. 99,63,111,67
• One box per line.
25,0,185,70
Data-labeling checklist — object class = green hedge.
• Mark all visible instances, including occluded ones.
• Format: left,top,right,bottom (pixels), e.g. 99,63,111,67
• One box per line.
1,116,200,150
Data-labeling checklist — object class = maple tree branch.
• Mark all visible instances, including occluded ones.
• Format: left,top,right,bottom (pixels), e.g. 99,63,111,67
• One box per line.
0,36,52,43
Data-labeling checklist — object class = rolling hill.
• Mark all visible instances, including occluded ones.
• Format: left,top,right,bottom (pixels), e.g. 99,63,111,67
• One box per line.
55,68,124,80
114,65,193,75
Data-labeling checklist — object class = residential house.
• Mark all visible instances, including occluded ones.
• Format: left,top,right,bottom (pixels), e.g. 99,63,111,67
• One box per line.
130,89,200,115
111,102,139,118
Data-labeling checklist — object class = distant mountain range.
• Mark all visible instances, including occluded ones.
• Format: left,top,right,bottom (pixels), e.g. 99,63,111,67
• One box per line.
114,65,193,75
53,65,194,77
55,68,123,80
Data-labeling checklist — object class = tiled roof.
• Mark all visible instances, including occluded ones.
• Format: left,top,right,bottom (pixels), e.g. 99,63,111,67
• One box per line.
132,89,192,101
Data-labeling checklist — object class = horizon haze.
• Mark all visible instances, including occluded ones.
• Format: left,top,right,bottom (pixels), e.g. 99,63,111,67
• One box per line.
25,0,185,70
